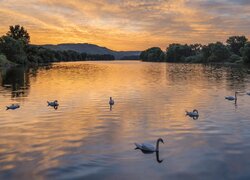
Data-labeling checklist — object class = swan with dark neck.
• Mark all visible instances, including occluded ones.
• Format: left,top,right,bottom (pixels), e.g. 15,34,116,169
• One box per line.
109,97,114,106
225,92,238,101
135,138,164,152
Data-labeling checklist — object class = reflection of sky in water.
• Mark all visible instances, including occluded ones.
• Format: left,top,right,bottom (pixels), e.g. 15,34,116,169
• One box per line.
0,61,250,179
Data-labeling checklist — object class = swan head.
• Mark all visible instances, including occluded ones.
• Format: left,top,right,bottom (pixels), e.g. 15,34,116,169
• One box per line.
193,109,199,114
54,100,58,102
158,138,164,144
110,97,112,100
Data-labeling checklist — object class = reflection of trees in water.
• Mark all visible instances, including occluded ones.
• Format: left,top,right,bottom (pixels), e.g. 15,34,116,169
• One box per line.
225,66,250,92
165,63,250,92
166,63,204,85
0,66,38,98
142,63,165,85
203,64,250,92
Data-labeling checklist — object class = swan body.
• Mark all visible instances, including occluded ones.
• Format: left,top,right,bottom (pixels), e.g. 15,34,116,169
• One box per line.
186,109,199,117
135,138,164,152
225,92,238,101
6,104,20,110
47,100,59,107
109,97,114,106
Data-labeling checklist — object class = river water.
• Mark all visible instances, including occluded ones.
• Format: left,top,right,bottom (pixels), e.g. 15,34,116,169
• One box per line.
0,61,250,179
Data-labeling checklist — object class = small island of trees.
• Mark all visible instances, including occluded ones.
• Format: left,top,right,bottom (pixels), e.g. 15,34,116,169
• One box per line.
0,25,115,66
140,36,250,64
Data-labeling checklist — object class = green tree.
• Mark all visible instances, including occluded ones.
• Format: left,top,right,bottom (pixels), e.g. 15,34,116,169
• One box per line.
6,25,30,45
240,42,250,63
0,36,28,64
226,36,248,55
140,47,165,62
166,44,192,62
201,42,230,62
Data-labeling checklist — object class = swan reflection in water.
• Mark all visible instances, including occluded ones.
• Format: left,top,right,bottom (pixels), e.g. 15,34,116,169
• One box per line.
109,104,113,111
134,138,164,163
135,146,164,163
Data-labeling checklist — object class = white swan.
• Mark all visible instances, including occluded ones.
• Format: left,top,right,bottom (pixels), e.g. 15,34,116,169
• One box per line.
6,104,20,110
225,92,238,101
135,138,164,152
47,100,59,107
186,109,199,117
109,97,114,106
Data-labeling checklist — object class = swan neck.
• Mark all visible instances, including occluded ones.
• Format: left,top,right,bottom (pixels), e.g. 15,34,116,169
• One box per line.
156,139,160,151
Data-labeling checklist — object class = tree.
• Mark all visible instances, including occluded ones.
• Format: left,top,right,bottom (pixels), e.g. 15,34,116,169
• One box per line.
0,36,28,64
6,25,30,45
166,44,192,62
201,42,230,62
140,47,165,62
190,43,203,55
240,42,250,63
226,36,248,55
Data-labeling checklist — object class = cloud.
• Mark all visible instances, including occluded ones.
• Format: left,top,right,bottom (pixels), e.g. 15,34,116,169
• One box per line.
0,0,249,50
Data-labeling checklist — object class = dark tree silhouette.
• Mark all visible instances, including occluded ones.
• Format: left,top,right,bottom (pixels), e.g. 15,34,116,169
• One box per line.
6,25,30,45
240,42,250,63
140,47,165,62
226,36,248,55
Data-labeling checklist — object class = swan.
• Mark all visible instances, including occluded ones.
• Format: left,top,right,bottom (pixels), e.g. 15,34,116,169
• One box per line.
6,104,20,110
225,92,238,101
47,100,59,107
186,109,199,117
135,138,164,152
109,97,114,106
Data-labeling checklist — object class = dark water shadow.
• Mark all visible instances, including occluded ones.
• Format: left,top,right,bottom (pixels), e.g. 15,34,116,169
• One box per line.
135,148,164,164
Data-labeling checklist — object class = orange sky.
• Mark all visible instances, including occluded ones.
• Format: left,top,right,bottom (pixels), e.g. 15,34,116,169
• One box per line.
0,0,250,51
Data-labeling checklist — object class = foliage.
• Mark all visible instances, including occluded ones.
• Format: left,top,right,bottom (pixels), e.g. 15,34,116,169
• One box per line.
86,54,115,60
166,44,192,62
0,36,28,64
240,42,250,63
206,42,230,62
226,36,248,55
185,54,203,63
0,54,16,66
6,25,30,45
228,54,241,63
140,47,165,62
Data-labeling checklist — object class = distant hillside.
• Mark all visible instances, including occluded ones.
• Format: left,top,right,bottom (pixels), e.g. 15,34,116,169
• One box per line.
42,43,141,59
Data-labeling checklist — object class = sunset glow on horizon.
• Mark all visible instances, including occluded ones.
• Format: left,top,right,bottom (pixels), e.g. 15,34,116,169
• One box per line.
0,0,250,51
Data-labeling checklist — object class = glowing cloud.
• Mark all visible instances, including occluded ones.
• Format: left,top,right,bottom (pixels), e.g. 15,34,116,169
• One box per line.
0,0,249,50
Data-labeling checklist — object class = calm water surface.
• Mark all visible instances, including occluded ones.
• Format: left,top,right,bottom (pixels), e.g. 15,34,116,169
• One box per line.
1,61,250,179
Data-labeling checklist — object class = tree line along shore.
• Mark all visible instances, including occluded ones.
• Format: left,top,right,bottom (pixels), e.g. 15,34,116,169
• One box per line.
0,25,115,67
1,25,250,66
140,36,250,64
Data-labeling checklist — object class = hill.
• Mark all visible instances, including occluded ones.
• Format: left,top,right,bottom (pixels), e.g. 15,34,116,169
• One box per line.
42,43,141,60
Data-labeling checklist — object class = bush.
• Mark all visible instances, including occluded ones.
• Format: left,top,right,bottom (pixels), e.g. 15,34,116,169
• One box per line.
240,42,250,63
228,54,241,63
185,54,203,63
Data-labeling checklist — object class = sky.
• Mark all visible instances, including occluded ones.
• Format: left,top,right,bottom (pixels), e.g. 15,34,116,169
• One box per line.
0,0,250,51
